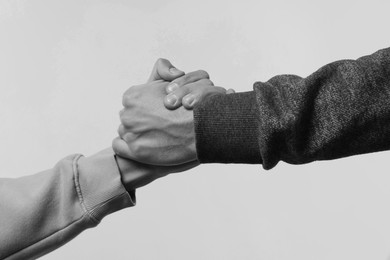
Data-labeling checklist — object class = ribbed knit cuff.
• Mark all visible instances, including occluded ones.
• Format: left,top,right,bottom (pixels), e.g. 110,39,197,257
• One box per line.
193,91,262,164
76,150,135,223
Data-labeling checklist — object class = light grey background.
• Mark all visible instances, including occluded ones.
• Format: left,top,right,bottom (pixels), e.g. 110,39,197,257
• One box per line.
1,0,390,259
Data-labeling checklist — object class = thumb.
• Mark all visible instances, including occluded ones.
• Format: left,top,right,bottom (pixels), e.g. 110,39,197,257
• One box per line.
147,58,185,83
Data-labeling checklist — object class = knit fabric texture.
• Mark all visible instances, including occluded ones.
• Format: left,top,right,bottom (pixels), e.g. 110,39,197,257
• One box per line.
194,91,261,163
194,47,390,169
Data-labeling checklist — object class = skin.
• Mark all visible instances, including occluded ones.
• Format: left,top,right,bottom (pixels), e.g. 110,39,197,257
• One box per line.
164,70,227,109
115,151,199,190
114,58,228,186
114,58,196,188
114,80,198,166
113,58,233,167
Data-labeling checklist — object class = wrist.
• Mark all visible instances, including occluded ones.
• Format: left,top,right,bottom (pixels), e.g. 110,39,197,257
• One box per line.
114,155,165,191
193,91,262,164
76,149,135,220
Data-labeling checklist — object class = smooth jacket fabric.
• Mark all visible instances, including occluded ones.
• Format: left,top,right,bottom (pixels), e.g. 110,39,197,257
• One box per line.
194,47,390,169
0,150,135,259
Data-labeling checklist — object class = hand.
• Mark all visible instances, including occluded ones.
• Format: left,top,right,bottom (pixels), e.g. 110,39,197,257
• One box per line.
164,74,235,110
111,58,207,188
113,80,200,166
113,58,231,166
148,58,232,110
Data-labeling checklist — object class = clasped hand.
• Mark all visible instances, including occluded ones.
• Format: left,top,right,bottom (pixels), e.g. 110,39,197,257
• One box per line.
113,59,233,167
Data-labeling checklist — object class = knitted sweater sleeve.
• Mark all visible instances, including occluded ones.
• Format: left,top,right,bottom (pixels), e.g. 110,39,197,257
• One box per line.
194,47,390,169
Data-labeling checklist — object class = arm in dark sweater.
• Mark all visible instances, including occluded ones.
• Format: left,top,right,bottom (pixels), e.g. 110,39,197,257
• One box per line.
194,47,390,169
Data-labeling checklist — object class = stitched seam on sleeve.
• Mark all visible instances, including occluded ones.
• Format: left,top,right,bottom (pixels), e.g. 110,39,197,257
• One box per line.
89,191,131,216
72,155,99,224
2,155,96,259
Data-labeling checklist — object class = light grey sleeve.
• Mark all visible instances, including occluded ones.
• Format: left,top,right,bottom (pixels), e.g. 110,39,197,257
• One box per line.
0,150,135,260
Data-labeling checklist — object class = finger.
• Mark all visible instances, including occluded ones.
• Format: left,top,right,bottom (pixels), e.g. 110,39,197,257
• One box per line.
166,70,210,93
117,124,138,142
112,137,133,159
164,79,214,109
119,111,133,128
117,124,126,137
147,58,185,83
163,159,200,174
182,86,227,109
226,88,236,94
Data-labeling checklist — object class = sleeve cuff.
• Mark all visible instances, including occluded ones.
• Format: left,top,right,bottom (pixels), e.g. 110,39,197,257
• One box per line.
193,91,262,164
75,150,135,223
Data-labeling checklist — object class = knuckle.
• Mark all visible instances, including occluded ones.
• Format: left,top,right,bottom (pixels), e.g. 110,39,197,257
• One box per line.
117,124,125,137
156,58,167,66
119,108,125,117
196,70,210,79
174,74,189,85
119,112,132,127
122,94,132,107
122,131,138,143
125,85,137,94
177,84,192,95
112,138,132,158
112,142,121,155
122,85,140,106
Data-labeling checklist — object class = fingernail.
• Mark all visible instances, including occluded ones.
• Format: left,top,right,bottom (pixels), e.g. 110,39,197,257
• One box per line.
226,88,235,94
169,67,183,74
166,94,177,105
184,95,195,107
167,83,179,93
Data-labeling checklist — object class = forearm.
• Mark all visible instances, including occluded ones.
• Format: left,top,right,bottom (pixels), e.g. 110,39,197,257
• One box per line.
0,150,134,259
194,47,390,169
